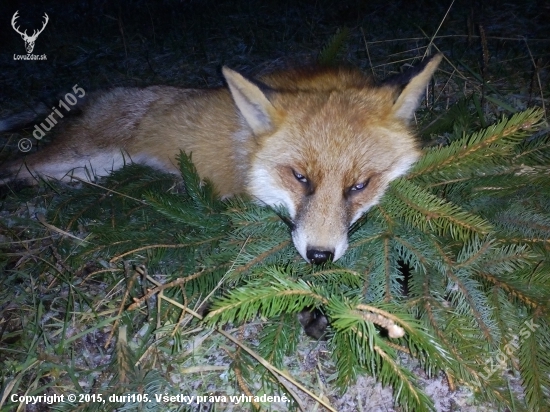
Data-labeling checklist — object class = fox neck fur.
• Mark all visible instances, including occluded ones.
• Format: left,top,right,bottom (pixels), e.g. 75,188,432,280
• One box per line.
1,54,443,263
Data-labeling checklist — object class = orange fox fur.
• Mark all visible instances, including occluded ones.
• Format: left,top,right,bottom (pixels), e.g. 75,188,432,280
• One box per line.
0,54,442,263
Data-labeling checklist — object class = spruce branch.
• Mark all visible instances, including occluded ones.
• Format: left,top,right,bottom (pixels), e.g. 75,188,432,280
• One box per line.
144,191,227,232
444,268,496,341
421,303,514,406
520,316,550,411
331,313,436,411
205,271,323,324
410,108,545,180
3,110,547,412
384,179,492,240
495,205,550,240
258,313,299,367
327,298,453,408
479,271,543,309
176,151,221,212
514,129,550,164
355,304,405,338
371,343,434,412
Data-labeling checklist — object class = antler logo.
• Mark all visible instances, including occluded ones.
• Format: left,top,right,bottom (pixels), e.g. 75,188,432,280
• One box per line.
11,11,49,54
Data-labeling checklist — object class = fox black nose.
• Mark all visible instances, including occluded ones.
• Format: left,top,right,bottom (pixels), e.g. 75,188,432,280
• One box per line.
306,249,334,264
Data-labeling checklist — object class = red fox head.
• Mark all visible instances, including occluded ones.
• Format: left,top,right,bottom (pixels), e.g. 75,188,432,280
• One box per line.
223,55,442,263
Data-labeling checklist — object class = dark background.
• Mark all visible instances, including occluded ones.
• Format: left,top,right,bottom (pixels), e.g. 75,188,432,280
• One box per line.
1,0,548,108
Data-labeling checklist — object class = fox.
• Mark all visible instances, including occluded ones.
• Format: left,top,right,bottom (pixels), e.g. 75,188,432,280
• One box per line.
0,54,442,264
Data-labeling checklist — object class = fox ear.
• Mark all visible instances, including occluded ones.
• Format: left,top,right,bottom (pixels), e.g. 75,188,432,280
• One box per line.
222,67,278,135
391,53,443,121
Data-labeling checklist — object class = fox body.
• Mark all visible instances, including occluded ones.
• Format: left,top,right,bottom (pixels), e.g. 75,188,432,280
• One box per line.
1,54,442,263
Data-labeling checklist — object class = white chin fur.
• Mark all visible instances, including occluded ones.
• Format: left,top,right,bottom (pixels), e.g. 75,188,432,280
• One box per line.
248,166,296,217
292,229,348,263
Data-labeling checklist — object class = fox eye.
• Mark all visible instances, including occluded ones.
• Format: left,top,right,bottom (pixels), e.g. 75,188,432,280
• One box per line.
350,179,370,192
293,170,308,184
